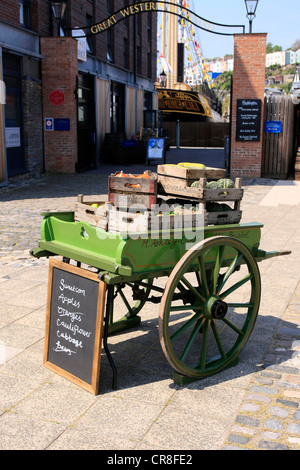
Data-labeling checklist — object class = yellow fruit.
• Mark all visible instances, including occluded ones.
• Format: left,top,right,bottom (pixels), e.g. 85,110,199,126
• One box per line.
91,204,98,208
177,162,206,169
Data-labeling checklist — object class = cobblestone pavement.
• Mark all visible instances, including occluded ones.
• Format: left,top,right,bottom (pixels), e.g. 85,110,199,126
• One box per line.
0,152,300,451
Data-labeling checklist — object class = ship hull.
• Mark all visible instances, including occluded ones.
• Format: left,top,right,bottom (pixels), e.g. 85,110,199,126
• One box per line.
158,88,215,122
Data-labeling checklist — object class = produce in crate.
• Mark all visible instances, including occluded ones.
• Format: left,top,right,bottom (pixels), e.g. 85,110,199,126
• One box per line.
206,181,219,189
216,178,235,188
177,162,206,169
206,202,232,212
192,178,235,189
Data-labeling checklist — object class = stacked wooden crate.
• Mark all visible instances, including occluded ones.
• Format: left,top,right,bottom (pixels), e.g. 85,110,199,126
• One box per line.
74,171,202,234
74,195,110,230
108,171,157,210
157,165,243,225
74,165,244,234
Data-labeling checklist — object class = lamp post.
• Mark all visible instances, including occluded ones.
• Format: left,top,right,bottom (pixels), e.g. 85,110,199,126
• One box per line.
159,70,167,88
244,0,259,33
51,0,67,36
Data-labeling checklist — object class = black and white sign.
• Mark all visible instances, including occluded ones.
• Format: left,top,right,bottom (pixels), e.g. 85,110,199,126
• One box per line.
236,99,261,142
44,259,106,394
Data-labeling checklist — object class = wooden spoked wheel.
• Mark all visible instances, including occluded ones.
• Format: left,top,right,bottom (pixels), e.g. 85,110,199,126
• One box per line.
116,279,153,319
159,236,261,379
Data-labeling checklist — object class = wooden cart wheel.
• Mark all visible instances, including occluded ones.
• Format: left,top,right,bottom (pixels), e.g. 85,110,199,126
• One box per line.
116,279,153,319
107,278,154,336
159,236,261,379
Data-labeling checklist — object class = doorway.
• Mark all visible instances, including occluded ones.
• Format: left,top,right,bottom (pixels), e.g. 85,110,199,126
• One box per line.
77,73,96,171
111,81,125,134
3,53,26,177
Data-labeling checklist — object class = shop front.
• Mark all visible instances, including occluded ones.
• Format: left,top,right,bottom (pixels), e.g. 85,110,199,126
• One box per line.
0,21,43,185
3,52,26,177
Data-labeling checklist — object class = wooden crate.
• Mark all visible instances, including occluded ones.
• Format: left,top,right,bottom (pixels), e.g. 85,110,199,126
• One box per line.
158,176,243,201
206,209,242,225
108,171,157,210
108,207,204,234
159,178,243,226
74,194,111,230
157,164,226,189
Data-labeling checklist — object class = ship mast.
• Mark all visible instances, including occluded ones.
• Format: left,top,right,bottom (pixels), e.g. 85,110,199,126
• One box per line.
160,1,187,89
167,1,178,88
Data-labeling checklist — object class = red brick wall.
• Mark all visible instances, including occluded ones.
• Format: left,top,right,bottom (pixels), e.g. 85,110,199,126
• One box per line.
230,33,267,178
0,0,19,25
40,37,78,173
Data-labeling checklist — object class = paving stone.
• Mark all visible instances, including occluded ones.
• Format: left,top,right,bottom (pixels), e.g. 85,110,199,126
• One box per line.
266,365,299,375
262,431,280,440
240,403,261,412
269,406,289,418
228,434,250,445
231,424,256,436
294,410,300,420
276,398,299,408
287,437,300,447
287,423,300,435
235,415,260,427
264,419,282,431
258,440,289,450
255,377,273,385
245,392,272,404
259,370,282,379
250,385,279,395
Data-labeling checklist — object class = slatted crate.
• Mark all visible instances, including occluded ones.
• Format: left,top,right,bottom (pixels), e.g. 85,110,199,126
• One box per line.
157,169,243,225
157,164,226,190
108,171,158,210
108,206,204,234
74,194,111,230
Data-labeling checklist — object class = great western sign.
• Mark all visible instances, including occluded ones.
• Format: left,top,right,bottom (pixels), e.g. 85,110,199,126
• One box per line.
71,2,245,38
90,2,158,34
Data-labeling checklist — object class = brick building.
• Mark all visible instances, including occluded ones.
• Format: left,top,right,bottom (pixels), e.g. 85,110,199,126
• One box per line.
0,0,158,182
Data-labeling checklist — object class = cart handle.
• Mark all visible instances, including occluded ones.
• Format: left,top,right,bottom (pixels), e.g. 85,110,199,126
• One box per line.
253,248,292,261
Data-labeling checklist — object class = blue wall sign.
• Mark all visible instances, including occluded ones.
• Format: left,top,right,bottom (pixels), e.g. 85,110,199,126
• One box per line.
265,121,282,133
54,118,70,131
45,118,54,131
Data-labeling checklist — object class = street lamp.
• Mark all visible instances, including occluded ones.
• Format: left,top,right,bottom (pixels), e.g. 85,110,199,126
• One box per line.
159,70,167,88
244,0,259,33
51,0,67,36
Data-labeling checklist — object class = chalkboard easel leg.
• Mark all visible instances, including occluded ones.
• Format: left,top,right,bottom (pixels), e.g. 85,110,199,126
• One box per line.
103,286,118,390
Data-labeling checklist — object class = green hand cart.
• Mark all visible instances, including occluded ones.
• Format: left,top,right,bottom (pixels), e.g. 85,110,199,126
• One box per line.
31,210,290,388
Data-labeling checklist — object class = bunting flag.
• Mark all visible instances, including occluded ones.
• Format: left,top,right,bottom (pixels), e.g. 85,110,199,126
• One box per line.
159,52,174,73
156,0,212,87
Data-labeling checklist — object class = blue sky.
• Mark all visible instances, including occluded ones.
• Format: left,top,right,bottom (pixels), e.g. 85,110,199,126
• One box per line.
189,0,300,59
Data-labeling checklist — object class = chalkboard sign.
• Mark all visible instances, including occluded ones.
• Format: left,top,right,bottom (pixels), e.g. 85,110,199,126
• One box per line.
236,99,261,142
44,259,106,394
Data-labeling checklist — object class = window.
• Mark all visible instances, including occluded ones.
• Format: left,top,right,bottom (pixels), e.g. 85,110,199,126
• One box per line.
107,30,113,62
137,46,141,75
123,38,128,69
148,52,152,78
136,13,141,37
19,0,30,28
86,14,94,53
123,0,129,27
147,12,152,44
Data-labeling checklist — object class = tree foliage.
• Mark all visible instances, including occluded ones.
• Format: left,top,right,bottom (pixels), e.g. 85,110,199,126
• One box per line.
291,39,300,51
266,43,282,53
